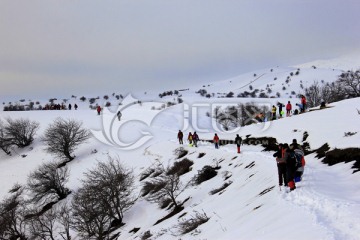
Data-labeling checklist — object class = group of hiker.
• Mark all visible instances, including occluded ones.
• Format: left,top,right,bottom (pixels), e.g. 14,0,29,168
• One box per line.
256,95,308,122
43,103,78,110
177,131,243,153
273,139,306,191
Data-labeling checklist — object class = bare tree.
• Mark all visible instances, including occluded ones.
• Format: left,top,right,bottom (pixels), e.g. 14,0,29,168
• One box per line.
27,162,70,204
338,70,360,98
57,202,72,240
71,185,112,240
143,163,187,209
3,118,39,148
28,207,57,240
83,157,136,225
71,157,136,239
0,120,12,155
42,118,90,161
0,189,29,240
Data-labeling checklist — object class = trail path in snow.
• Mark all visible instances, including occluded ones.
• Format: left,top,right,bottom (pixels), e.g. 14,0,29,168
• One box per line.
277,154,360,240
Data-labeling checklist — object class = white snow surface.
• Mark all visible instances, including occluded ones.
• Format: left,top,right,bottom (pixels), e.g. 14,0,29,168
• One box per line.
1,61,360,240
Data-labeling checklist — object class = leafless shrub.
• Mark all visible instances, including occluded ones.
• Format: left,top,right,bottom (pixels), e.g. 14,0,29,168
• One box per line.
0,120,12,155
71,157,136,238
140,167,156,181
27,207,57,240
166,158,193,176
0,189,29,240
42,118,90,161
143,163,188,209
209,181,233,195
27,162,70,204
177,211,210,235
191,166,218,185
174,147,188,159
338,70,360,98
140,230,152,240
3,118,39,148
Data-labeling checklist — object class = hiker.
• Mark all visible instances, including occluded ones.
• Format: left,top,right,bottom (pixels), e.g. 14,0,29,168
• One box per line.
271,105,277,120
68,104,72,110
274,143,287,187
74,103,78,110
291,139,303,151
188,132,193,146
255,112,264,122
291,139,306,182
117,110,122,121
96,106,101,115
277,143,297,191
301,95,307,113
193,132,199,147
178,130,183,144
320,99,326,109
286,101,292,117
235,134,242,153
213,133,219,149
277,102,284,118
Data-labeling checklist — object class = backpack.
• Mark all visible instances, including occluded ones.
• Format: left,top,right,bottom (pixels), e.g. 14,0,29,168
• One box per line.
294,149,305,169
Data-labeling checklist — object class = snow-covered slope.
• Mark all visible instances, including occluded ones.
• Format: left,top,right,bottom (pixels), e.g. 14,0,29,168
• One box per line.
1,95,360,239
1,56,360,239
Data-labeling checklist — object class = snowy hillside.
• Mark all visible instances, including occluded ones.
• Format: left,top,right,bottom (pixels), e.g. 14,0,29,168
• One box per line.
1,59,360,240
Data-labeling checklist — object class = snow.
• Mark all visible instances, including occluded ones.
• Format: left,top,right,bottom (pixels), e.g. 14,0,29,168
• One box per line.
1,58,360,240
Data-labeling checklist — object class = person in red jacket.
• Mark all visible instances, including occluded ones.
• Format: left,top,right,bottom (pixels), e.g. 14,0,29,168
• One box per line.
96,106,101,115
213,133,219,149
301,95,307,113
286,101,292,117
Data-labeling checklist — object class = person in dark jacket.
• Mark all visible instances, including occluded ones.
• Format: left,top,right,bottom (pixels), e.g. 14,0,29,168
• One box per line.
277,102,284,118
277,143,296,191
192,132,199,147
177,130,183,144
273,143,287,186
117,110,122,121
74,103,78,110
68,104,72,110
235,134,242,153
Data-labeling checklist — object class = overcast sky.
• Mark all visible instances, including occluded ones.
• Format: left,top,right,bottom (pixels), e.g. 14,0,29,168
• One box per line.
1,0,360,99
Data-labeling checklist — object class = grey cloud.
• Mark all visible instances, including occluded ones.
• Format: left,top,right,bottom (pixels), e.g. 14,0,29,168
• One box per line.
1,0,360,99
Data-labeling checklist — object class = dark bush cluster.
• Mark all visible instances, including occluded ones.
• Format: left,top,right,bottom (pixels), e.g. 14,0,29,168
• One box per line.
0,118,39,154
167,158,194,176
177,211,210,235
214,103,269,131
191,165,218,185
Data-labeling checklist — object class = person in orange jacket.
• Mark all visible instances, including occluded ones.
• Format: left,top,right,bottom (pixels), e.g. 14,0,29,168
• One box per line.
213,133,219,149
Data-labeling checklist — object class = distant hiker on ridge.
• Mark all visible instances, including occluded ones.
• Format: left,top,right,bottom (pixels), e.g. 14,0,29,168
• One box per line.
178,130,183,144
96,106,102,115
235,134,242,153
286,101,292,117
188,132,193,146
117,110,122,121
193,131,199,147
213,133,219,149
